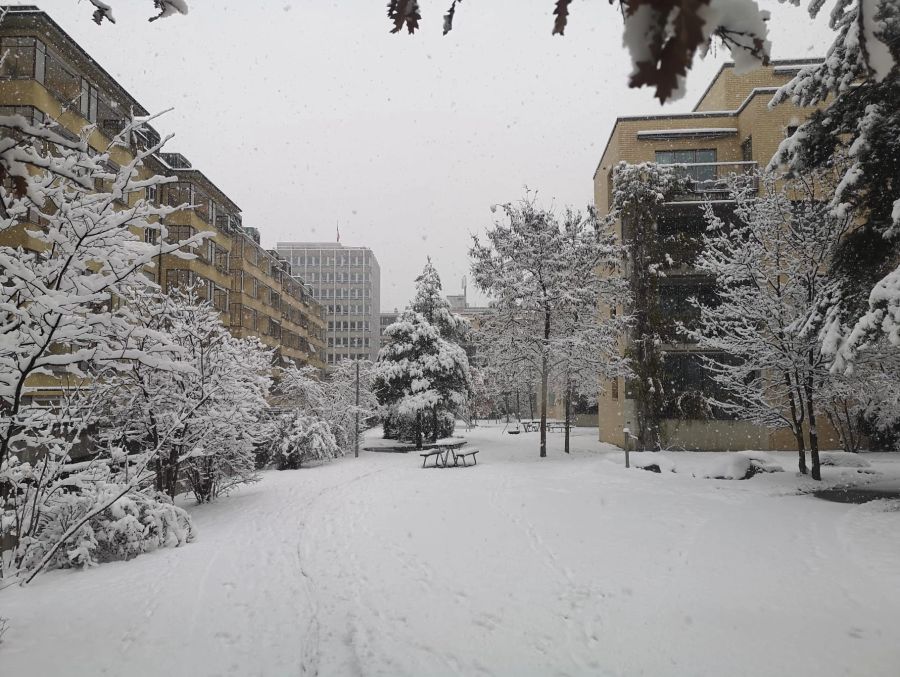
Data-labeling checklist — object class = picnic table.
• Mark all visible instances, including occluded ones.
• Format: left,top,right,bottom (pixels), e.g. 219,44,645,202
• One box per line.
420,439,479,468
519,420,567,432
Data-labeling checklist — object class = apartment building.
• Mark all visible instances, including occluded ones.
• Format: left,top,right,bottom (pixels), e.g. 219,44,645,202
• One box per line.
594,59,841,451
276,242,381,365
0,6,326,374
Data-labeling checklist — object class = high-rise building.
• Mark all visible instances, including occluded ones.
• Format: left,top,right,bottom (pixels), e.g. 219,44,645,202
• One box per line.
594,59,842,451
276,242,381,364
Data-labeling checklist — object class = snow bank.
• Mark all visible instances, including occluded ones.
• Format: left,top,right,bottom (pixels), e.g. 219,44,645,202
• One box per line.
819,452,872,468
629,452,676,473
705,451,783,480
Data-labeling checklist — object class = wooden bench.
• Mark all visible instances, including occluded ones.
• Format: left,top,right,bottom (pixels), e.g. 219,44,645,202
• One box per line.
450,447,479,467
547,423,572,433
420,448,448,468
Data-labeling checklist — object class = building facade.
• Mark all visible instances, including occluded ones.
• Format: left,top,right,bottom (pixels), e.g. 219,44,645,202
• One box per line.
0,6,327,375
379,310,400,350
276,242,381,365
594,60,841,451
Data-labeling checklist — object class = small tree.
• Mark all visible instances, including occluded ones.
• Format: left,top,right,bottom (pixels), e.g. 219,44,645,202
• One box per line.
273,359,377,455
96,286,273,502
471,197,629,457
692,171,853,479
0,113,203,580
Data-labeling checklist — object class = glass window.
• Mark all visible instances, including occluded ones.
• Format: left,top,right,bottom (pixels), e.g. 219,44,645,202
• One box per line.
0,37,37,80
44,51,81,104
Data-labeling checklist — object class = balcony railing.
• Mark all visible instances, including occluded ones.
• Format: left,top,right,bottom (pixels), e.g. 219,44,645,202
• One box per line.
663,161,758,202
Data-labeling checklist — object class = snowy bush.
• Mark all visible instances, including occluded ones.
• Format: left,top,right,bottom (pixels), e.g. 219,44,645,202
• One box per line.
628,452,676,474
269,412,342,470
818,452,872,469
704,452,784,480
20,483,193,572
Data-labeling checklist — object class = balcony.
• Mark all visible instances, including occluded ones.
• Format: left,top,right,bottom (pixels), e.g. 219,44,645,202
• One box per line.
663,161,758,203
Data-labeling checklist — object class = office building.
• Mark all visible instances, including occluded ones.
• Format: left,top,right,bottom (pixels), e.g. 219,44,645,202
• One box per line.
276,242,381,364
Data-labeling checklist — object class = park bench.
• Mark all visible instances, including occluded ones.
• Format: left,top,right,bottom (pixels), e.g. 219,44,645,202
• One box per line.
547,422,571,433
420,448,449,468
450,447,479,467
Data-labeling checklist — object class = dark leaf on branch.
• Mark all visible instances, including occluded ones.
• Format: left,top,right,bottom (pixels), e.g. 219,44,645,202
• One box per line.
553,0,574,35
443,0,461,36
388,0,422,34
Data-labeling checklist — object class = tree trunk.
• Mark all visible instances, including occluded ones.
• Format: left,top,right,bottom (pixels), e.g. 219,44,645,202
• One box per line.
784,373,807,475
564,383,571,454
431,406,439,442
415,412,423,450
540,311,551,458
804,370,821,481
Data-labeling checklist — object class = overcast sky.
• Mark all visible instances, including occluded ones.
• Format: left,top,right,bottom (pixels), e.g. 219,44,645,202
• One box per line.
26,1,831,309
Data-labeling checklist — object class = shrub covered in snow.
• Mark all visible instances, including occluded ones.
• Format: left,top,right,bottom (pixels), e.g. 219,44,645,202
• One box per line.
20,483,194,572
818,452,872,469
268,412,342,470
704,451,784,480
628,452,676,474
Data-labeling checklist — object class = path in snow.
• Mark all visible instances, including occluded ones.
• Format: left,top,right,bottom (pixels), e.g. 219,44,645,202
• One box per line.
2,424,899,676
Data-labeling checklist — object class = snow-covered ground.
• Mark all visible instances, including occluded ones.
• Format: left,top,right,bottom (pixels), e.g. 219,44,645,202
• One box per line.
3,424,900,677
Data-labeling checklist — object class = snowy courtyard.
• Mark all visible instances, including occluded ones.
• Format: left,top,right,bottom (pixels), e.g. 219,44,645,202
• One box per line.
3,424,899,677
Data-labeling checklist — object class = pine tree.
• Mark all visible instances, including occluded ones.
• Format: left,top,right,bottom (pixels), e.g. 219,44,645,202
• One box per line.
374,311,471,449
770,0,900,358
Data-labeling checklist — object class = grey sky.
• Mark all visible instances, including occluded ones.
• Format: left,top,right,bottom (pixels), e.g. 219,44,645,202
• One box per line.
28,1,831,309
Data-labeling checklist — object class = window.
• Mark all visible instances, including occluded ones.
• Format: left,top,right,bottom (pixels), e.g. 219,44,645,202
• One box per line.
611,379,619,400
144,227,159,245
0,37,41,80
741,136,753,162
44,50,81,105
164,224,194,245
655,148,716,183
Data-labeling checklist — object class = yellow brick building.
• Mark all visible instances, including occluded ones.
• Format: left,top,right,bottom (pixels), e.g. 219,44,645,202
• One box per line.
593,60,842,451
0,6,326,377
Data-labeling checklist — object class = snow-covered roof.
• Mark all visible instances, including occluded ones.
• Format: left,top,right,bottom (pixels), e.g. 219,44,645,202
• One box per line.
636,128,738,139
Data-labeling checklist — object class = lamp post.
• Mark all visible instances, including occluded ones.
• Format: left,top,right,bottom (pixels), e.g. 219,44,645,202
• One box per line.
354,359,360,458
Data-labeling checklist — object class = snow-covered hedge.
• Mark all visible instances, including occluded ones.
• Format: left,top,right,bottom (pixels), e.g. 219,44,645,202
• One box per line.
628,452,676,474
818,452,872,469
704,451,784,480
20,483,194,572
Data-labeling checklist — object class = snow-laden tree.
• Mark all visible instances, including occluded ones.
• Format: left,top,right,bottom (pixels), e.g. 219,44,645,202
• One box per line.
691,171,853,479
473,323,540,424
374,311,471,449
410,257,470,344
0,114,206,580
770,0,900,361
606,164,691,451
95,286,273,502
470,196,630,457
273,359,378,456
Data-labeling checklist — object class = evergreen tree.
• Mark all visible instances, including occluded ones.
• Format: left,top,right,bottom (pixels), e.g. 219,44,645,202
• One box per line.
770,0,900,357
374,311,471,449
